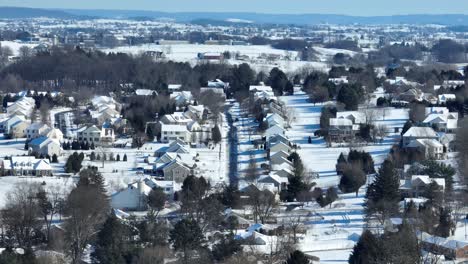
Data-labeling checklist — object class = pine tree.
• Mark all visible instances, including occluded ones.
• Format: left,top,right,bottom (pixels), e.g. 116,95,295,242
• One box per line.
349,230,381,264
365,159,400,222
169,219,205,263
51,154,58,163
286,250,310,264
116,154,120,161
123,154,127,162
92,213,129,264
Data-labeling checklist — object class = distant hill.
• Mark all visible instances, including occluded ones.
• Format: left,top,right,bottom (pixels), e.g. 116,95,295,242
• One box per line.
1,7,468,26
0,6,77,19
61,10,468,26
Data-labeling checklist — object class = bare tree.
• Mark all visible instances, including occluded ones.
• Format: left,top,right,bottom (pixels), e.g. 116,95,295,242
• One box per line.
0,182,42,248
64,184,109,264
37,185,67,242
244,152,259,185
247,189,277,224
19,46,33,58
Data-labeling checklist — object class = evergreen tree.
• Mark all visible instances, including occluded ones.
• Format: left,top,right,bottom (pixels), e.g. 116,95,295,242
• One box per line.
116,154,120,162
436,207,454,237
212,124,222,144
212,234,242,262
339,166,366,197
365,159,400,222
51,154,58,163
92,213,129,264
123,154,127,162
349,230,381,264
169,219,205,263
286,250,310,264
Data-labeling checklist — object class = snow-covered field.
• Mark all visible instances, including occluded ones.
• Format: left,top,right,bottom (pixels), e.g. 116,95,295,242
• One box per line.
0,41,38,56
102,43,329,73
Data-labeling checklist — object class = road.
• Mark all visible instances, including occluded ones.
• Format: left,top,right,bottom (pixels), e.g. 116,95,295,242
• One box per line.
225,104,239,187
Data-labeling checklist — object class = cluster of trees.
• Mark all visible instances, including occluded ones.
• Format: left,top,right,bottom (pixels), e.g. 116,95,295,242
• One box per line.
64,152,84,174
280,152,314,202
368,42,426,65
268,67,294,96
337,150,375,197
325,40,361,52
349,223,420,264
89,152,127,162
62,140,95,151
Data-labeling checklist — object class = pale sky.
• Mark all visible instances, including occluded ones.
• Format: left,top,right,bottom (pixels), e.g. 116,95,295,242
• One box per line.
0,0,467,16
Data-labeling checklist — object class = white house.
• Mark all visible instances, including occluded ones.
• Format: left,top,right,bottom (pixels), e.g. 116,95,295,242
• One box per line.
26,122,51,140
407,139,445,159
265,113,285,128
110,178,174,211
423,112,458,132
402,127,438,147
265,125,285,138
160,112,193,125
2,156,53,176
160,124,191,143
400,175,445,198
29,136,61,157
77,125,102,144
170,91,193,106
2,115,25,134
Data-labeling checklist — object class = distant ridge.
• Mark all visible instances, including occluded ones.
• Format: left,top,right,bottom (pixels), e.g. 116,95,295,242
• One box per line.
0,6,77,19
1,6,468,26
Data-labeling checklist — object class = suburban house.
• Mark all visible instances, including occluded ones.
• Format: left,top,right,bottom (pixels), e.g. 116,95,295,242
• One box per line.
265,125,285,139
26,122,51,140
10,120,31,138
2,156,53,176
160,124,191,143
336,111,366,125
328,118,357,142
419,232,468,260
422,112,458,133
400,175,445,198
170,91,193,106
160,112,193,126
155,140,191,157
77,125,102,144
6,97,35,117
406,139,445,159
161,159,193,182
402,127,438,147
269,142,292,156
438,94,456,104
184,105,206,120
29,136,62,157
258,174,288,192
440,133,456,152
269,151,291,166
44,128,64,142
1,115,25,133
111,178,174,211
269,134,291,147
100,127,115,145
264,113,285,128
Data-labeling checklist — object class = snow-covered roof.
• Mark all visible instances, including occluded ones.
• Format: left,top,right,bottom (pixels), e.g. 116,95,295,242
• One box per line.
161,124,189,132
403,127,438,138
329,118,353,127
